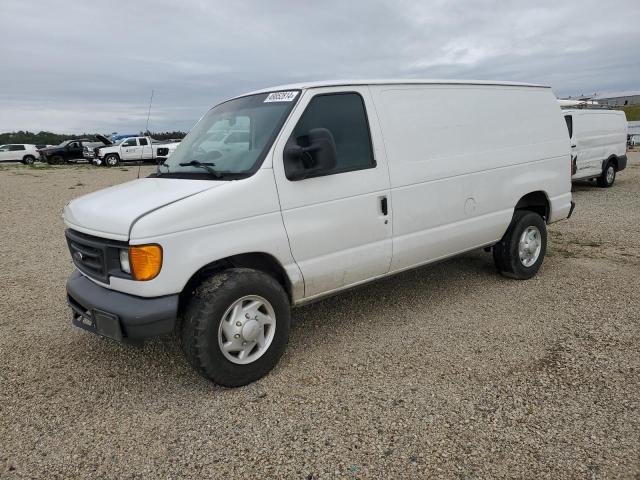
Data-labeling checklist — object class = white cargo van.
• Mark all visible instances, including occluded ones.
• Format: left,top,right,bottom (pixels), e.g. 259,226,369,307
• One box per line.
63,80,574,386
562,108,628,187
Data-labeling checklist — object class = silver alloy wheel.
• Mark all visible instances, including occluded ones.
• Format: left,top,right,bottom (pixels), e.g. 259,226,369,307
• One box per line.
217,295,276,365
606,165,615,184
107,155,118,166
518,226,542,267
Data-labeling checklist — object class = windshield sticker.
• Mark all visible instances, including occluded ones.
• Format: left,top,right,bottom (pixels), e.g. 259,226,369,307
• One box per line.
264,91,298,103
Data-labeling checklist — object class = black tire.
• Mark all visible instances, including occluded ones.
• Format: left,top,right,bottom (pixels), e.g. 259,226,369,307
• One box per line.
104,154,120,167
596,161,615,188
180,268,291,387
22,155,35,165
493,210,547,280
49,155,64,165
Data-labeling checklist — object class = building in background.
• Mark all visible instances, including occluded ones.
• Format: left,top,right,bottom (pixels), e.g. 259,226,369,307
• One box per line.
561,91,640,107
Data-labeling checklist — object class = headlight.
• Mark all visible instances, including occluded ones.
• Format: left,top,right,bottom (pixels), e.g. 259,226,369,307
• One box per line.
128,245,163,281
119,249,131,274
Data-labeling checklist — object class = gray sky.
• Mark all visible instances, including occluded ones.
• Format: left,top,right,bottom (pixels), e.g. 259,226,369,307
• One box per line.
1,0,639,133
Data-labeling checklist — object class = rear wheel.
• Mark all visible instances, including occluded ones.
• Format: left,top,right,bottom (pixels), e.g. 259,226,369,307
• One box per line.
22,155,35,165
105,154,120,167
493,210,547,280
180,268,291,387
597,161,615,188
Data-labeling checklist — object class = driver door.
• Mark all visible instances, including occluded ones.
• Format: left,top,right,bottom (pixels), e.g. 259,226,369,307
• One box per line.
121,138,141,160
271,87,393,299
66,141,82,161
0,146,10,162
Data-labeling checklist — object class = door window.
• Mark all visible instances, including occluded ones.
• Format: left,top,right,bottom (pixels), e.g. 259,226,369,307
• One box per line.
224,131,250,144
139,138,149,146
289,93,375,177
123,138,137,147
564,115,573,139
9,145,26,151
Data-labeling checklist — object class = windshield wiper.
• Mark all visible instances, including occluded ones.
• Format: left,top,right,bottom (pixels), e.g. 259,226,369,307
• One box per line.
178,160,222,179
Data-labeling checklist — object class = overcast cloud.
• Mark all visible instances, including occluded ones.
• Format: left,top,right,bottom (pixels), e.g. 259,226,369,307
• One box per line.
1,0,639,133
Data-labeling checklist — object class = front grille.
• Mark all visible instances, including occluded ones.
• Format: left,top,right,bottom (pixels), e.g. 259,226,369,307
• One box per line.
65,229,128,283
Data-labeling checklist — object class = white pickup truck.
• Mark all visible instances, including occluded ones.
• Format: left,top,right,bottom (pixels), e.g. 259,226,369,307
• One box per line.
95,136,180,167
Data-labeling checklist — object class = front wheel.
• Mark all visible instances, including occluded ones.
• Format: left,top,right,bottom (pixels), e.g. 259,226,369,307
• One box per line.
48,155,64,165
180,268,291,387
22,155,35,165
597,161,615,188
104,154,119,167
493,210,547,280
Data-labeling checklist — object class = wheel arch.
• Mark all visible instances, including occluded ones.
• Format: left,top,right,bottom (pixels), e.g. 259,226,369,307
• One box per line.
178,252,294,314
602,155,618,171
514,190,551,222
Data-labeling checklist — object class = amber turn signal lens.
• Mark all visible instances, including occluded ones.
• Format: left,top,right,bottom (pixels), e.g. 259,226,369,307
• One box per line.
129,245,162,281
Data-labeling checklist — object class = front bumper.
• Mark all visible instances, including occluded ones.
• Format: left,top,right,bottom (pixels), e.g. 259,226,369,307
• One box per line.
66,270,178,341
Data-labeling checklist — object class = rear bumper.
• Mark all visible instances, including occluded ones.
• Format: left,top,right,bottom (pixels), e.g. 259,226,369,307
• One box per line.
66,270,178,341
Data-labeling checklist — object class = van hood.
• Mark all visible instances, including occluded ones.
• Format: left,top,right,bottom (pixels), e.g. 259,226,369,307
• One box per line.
63,178,223,240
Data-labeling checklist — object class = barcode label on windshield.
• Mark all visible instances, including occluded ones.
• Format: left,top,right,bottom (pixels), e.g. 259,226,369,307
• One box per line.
264,91,298,102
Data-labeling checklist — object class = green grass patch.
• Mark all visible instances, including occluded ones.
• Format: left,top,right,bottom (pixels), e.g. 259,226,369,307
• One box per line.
616,104,640,121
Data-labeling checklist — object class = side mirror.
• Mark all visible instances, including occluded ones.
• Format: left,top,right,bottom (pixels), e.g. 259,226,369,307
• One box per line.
284,128,337,180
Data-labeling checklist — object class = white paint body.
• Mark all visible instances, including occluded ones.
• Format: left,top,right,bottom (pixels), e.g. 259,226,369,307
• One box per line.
563,109,628,180
0,144,39,162
64,80,573,304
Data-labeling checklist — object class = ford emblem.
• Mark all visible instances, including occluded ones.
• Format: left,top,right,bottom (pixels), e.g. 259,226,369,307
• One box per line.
74,251,83,262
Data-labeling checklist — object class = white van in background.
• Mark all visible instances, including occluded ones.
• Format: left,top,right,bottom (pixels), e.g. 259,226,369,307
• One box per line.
562,108,628,187
63,80,574,386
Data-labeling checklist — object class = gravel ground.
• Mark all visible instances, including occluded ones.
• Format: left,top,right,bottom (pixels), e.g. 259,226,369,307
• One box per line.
1,155,639,479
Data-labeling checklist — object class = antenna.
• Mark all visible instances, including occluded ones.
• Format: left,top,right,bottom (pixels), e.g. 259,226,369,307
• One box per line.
138,89,154,179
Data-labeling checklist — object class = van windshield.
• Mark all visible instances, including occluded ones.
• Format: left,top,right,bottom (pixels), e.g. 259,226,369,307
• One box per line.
161,91,300,179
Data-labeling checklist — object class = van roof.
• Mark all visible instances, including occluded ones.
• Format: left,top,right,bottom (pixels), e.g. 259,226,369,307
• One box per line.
562,108,626,115
244,79,549,96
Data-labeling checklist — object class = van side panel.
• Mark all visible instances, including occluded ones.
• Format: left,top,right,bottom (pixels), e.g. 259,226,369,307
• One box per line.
370,85,571,272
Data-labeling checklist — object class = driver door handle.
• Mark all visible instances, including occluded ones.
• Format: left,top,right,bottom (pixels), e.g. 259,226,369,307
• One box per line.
380,196,388,216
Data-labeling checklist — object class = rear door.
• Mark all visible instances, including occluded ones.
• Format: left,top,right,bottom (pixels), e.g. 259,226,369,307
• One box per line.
271,87,392,298
8,144,26,161
138,137,153,159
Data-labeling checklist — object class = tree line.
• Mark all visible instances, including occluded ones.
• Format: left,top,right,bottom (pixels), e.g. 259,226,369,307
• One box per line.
0,130,188,145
